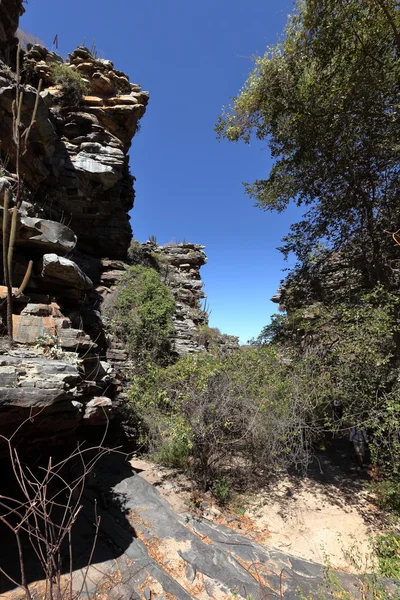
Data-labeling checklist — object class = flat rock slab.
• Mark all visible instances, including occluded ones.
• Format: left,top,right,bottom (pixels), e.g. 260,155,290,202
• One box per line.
3,455,399,600
60,458,400,600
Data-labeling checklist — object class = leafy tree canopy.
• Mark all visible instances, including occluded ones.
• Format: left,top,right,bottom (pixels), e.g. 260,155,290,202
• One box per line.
216,0,400,280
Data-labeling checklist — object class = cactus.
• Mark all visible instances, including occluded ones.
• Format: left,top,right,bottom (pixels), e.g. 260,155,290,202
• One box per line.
2,189,12,338
2,43,42,343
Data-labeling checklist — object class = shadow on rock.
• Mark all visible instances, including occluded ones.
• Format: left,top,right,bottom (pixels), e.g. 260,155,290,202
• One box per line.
0,450,137,595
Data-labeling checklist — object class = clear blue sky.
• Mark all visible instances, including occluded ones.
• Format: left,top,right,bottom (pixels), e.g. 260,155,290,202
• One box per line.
21,0,299,343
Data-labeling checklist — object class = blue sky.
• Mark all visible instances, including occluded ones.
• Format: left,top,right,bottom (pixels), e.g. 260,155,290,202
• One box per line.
21,0,298,343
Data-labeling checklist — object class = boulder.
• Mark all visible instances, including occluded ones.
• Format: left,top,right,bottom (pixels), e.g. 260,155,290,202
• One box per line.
41,254,93,290
21,302,64,317
58,328,96,351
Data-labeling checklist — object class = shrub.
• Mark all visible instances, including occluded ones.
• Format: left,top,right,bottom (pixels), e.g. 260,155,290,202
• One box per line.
372,478,400,514
375,532,400,579
258,287,400,485
51,63,87,108
129,348,325,489
105,265,175,368
126,238,159,269
195,325,221,348
153,417,193,469
212,476,232,505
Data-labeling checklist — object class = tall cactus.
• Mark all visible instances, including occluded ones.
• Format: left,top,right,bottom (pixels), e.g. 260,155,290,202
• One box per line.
2,43,41,343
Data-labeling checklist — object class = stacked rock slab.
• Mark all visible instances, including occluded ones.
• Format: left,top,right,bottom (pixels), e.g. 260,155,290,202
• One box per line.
0,4,148,451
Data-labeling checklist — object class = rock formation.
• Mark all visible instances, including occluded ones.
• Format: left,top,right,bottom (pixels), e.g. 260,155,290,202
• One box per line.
126,240,239,356
144,241,209,355
0,0,24,64
0,5,149,449
271,252,365,312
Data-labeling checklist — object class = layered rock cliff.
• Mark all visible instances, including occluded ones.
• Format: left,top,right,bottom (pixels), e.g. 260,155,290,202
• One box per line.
0,0,23,64
139,241,209,355
0,9,149,448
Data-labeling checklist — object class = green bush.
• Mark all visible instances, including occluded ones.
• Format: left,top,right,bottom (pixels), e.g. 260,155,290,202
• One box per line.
212,476,232,505
128,347,326,489
126,238,159,269
106,265,175,367
258,287,400,455
51,63,87,107
153,417,193,469
375,532,400,579
372,478,400,515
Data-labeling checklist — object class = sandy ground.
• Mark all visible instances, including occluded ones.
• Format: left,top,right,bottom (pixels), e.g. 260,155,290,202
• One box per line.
130,456,382,573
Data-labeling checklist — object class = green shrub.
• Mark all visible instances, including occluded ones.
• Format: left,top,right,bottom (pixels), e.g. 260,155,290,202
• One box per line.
375,531,400,579
51,63,87,107
212,476,232,505
128,348,325,489
106,265,175,367
126,238,159,269
195,325,221,349
372,478,400,514
153,417,193,469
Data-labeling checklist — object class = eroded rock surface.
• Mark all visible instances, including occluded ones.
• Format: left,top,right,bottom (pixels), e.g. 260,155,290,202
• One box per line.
153,242,209,355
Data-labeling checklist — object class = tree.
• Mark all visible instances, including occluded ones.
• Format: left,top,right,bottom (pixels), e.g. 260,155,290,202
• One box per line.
216,0,400,284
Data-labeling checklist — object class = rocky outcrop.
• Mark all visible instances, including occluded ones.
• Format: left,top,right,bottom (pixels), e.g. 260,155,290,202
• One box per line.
153,242,209,355
0,3,148,449
271,252,365,311
0,1,235,451
127,241,239,356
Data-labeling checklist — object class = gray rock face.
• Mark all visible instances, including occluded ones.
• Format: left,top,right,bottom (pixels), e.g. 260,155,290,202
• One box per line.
0,350,82,447
72,146,125,188
0,0,24,62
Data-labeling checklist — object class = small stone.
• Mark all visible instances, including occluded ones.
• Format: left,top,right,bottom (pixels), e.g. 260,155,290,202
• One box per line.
144,588,151,600
84,397,113,425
